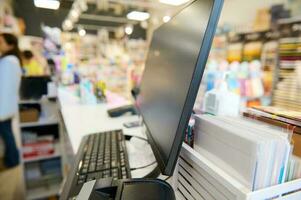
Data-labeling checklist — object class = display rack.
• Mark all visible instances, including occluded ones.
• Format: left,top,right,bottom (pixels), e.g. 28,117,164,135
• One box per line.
19,98,64,200
173,144,301,200
26,184,61,200
271,17,301,111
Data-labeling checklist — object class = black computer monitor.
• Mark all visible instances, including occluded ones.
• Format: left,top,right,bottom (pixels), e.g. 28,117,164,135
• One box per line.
20,76,52,100
136,0,223,176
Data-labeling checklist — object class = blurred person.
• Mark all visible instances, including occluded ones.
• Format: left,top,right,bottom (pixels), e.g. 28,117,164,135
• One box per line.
0,33,24,200
22,50,44,76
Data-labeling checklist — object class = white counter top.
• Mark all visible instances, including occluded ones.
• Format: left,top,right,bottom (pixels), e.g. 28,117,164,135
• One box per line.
61,103,141,152
58,86,156,178
58,87,142,152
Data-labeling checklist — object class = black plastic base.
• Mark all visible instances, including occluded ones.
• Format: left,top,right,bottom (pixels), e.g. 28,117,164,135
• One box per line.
77,178,176,200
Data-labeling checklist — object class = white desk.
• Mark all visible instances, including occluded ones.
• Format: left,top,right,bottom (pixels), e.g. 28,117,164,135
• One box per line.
58,87,157,178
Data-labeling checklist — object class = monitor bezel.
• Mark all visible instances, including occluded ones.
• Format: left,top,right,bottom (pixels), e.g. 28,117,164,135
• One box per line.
137,0,224,176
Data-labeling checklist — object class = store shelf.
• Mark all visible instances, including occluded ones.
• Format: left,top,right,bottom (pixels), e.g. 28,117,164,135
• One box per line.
19,99,41,104
19,97,57,105
20,119,58,128
23,152,61,163
23,143,61,163
26,183,61,200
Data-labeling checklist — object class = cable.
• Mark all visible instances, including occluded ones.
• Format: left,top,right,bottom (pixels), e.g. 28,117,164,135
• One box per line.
130,161,157,171
164,176,171,181
126,135,149,143
132,135,148,142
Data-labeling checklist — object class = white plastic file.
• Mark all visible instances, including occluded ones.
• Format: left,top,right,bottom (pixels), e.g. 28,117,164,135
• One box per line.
173,144,301,200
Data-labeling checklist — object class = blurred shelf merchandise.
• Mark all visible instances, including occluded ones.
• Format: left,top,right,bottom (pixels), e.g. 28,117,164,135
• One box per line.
59,32,147,99
195,12,301,113
195,30,279,112
273,37,301,111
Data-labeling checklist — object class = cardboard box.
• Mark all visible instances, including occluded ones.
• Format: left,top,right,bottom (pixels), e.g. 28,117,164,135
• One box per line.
292,134,301,158
20,108,39,123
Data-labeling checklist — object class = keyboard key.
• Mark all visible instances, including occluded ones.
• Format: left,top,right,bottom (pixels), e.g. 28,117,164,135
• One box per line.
79,175,86,180
77,179,85,184
87,172,99,181
88,164,96,172
95,165,101,171
82,167,88,174
103,170,110,178
113,172,118,178
104,163,110,169
96,172,103,179
111,161,117,168
86,177,94,182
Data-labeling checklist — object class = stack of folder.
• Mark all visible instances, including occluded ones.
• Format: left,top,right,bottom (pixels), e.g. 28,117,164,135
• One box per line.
194,114,290,191
244,106,301,182
286,155,301,182
244,106,301,157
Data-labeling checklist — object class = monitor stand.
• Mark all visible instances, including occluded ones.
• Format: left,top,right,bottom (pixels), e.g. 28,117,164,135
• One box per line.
76,178,175,200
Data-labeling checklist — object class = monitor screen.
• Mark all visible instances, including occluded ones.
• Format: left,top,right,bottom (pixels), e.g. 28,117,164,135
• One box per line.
136,0,223,175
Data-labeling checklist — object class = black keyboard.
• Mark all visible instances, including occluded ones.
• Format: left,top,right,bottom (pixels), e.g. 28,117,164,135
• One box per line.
76,130,131,185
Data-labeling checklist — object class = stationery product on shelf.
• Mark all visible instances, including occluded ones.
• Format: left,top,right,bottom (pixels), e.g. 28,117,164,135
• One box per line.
25,162,41,181
199,59,266,112
79,79,97,105
244,106,301,157
184,118,195,148
286,155,301,181
227,42,243,62
203,72,240,117
22,133,55,159
25,158,62,189
41,158,62,177
253,8,271,31
194,114,290,191
246,106,301,126
261,40,278,104
273,37,301,111
243,41,262,61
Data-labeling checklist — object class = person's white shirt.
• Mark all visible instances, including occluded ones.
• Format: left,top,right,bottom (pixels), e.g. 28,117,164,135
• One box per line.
0,55,22,121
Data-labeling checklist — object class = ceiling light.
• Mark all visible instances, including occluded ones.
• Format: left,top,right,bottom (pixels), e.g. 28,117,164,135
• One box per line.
159,0,190,6
34,0,60,10
79,28,86,37
127,11,150,21
163,16,171,23
125,25,133,35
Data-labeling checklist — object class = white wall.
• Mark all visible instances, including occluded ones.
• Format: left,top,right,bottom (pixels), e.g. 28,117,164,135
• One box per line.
219,0,288,27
